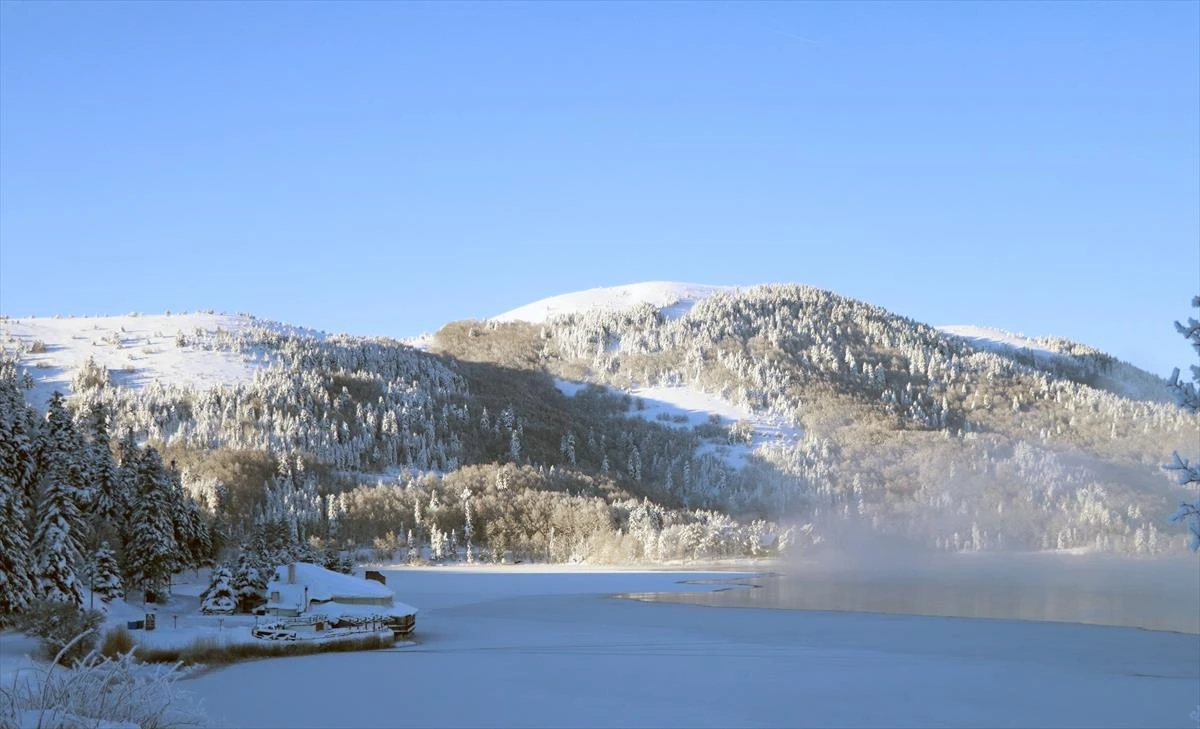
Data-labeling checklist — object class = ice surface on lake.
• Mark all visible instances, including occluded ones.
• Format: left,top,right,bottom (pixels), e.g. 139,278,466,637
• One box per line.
187,567,1200,728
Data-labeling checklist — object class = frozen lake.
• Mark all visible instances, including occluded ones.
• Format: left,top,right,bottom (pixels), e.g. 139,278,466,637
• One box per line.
186,566,1200,728
625,554,1200,634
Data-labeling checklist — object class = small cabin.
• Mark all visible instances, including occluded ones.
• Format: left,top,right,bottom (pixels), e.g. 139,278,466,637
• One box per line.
264,562,417,637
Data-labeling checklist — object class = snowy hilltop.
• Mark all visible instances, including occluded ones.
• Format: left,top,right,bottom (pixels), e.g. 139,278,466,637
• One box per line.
492,281,738,323
0,312,326,409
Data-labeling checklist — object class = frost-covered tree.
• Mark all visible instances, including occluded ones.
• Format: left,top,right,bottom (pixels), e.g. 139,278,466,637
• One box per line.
113,430,141,548
1165,295,1200,551
31,392,89,607
81,403,125,549
0,362,37,619
462,488,475,564
31,478,85,607
162,464,210,571
232,552,266,612
125,447,178,601
509,426,522,463
200,564,236,614
430,525,447,561
0,470,34,620
91,542,124,603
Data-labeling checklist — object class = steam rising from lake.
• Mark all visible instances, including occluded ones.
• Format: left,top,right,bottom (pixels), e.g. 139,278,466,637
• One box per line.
639,549,1200,633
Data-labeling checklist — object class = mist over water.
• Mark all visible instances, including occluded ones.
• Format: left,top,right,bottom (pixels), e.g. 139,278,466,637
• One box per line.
638,548,1200,634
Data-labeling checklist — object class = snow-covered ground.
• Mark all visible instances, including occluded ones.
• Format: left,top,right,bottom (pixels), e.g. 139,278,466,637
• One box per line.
938,325,1063,357
186,567,1200,728
937,324,1170,402
0,632,41,686
0,313,267,408
493,282,737,324
401,332,435,351
555,380,803,469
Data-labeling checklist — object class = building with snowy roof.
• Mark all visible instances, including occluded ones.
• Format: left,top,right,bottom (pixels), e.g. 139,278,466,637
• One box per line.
265,563,417,637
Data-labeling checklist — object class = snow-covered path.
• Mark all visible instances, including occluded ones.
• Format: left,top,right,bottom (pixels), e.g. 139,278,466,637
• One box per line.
186,569,1200,728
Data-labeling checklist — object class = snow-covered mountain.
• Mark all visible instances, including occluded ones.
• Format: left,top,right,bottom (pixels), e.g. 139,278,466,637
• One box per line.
494,283,1167,397
490,282,1170,406
493,282,736,323
2,283,1194,557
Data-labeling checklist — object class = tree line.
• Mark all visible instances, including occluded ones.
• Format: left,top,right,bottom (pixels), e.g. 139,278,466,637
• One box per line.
1,360,210,623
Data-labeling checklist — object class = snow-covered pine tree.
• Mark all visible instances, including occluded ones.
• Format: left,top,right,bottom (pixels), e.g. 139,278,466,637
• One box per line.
113,429,141,549
247,527,270,571
208,482,232,561
1165,295,1200,551
183,497,213,567
232,552,266,612
321,546,342,573
125,446,178,602
32,392,89,607
0,464,34,620
200,564,236,614
163,463,210,571
0,361,37,620
91,542,124,603
81,403,125,550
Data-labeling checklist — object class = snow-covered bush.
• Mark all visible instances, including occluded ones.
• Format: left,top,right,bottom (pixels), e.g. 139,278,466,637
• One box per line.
0,647,209,728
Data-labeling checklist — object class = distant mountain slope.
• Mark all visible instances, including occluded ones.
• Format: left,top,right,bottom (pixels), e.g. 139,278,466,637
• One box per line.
938,324,1171,403
436,282,1197,554
493,282,735,324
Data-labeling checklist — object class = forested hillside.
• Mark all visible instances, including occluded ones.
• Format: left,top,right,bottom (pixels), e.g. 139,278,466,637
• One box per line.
1,284,1196,622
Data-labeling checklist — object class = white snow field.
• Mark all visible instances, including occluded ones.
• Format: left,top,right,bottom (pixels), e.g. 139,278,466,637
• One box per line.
186,568,1200,729
0,313,276,408
553,381,803,469
493,282,736,324
938,325,1064,357
937,324,1170,402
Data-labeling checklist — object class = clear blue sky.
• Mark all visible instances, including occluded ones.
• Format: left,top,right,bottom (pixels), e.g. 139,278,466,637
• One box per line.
2,1,1197,377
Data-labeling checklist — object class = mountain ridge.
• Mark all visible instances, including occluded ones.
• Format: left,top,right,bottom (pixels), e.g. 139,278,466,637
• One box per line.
2,281,1169,397
2,282,1193,558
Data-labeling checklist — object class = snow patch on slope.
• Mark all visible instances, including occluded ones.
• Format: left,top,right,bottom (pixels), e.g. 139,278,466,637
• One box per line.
938,324,1171,403
494,282,736,324
555,380,803,469
0,312,310,408
628,386,756,428
937,325,1059,356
